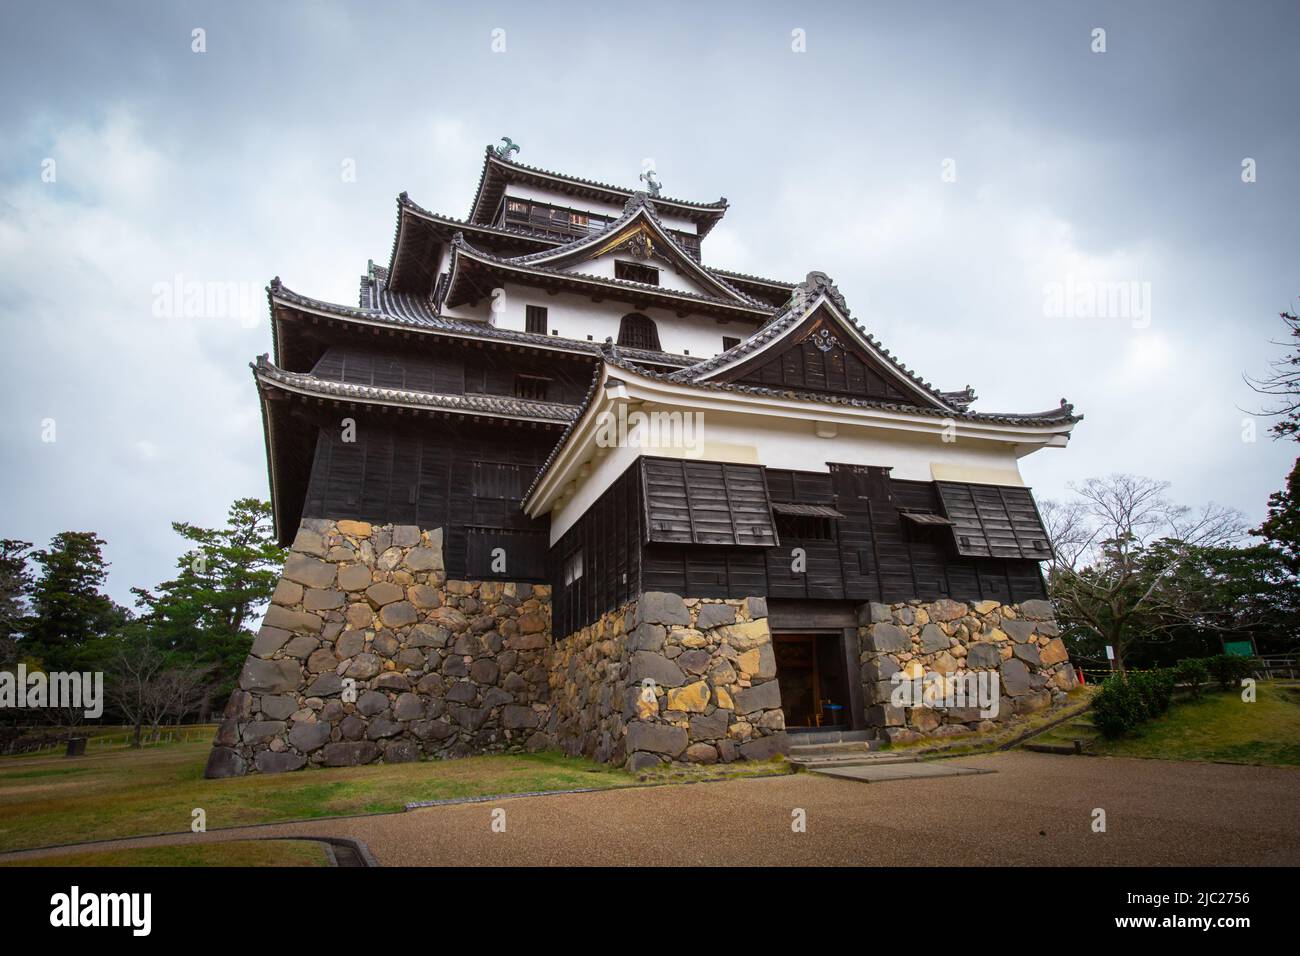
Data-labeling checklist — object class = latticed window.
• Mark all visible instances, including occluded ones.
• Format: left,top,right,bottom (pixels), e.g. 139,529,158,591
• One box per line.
525,304,548,335
617,313,661,351
514,375,550,401
615,260,659,285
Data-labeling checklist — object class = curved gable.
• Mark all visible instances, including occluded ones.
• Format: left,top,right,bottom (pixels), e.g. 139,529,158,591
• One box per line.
711,304,948,409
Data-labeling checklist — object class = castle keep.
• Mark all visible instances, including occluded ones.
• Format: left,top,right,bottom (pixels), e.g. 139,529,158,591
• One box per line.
207,143,1080,777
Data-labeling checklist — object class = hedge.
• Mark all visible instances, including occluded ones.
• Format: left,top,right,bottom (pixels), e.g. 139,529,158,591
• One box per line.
1092,656,1253,739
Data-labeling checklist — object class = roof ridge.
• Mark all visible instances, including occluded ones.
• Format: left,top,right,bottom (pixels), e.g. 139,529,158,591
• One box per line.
269,276,697,366
253,355,581,422
480,145,728,212
446,235,774,313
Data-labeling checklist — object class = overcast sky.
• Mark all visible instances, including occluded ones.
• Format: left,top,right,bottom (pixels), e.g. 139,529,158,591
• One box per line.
2,0,1297,606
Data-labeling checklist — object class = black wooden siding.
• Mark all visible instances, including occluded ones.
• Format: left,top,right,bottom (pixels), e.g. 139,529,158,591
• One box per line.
733,337,915,402
310,344,591,405
936,481,1054,560
551,457,1048,634
302,416,555,581
641,458,777,546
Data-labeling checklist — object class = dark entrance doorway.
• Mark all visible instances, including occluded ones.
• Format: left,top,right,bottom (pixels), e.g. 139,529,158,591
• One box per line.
773,633,853,730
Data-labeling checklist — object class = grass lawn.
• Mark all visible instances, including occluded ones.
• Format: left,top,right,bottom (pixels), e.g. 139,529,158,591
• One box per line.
1091,682,1300,766
5,839,329,867
0,741,634,853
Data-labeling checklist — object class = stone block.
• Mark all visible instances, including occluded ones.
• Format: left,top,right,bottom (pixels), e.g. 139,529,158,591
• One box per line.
203,747,245,778
1013,643,1042,667
918,623,950,653
251,626,292,658
1018,600,1055,621
865,703,904,727
1000,657,1032,696
1039,638,1069,666
379,601,418,628
1003,620,1036,643
738,732,788,760
666,680,711,713
625,721,688,757
629,651,686,688
259,694,297,720
263,605,323,634
288,720,331,753
239,658,301,693
864,623,911,654
322,741,381,767
635,591,690,627
696,603,737,629
337,564,372,592
967,643,1002,669
734,678,781,714
282,553,336,589
689,708,731,740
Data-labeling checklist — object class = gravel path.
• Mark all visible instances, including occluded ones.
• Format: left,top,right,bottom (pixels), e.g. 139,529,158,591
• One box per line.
4,752,1297,866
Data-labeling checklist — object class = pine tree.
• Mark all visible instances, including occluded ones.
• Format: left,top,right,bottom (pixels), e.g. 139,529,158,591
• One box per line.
0,539,33,665
132,498,285,710
27,532,127,671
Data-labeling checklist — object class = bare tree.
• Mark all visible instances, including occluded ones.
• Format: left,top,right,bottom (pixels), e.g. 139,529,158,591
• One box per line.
106,635,166,748
1042,475,1246,674
144,663,215,739
1245,309,1300,441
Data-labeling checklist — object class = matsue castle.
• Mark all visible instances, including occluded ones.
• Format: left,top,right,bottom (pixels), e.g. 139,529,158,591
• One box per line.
207,142,1082,777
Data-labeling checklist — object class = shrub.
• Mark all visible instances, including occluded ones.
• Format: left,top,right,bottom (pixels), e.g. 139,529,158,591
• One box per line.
1174,657,1210,698
1092,675,1147,739
1139,669,1177,716
1205,654,1254,690
1092,668,1178,738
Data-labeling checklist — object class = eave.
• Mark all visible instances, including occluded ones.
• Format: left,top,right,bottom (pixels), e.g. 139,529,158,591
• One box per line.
443,241,775,322
500,196,761,306
254,356,582,425
523,358,1080,518
267,280,697,373
468,146,728,236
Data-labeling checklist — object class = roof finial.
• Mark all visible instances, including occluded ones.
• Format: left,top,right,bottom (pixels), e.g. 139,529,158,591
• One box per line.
639,167,662,197
493,137,520,161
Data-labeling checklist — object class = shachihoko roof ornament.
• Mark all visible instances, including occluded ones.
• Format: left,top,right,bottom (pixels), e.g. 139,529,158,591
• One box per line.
493,137,520,161
639,168,662,197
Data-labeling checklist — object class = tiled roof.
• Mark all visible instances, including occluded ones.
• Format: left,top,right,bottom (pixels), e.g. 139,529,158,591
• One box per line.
486,192,765,306
269,277,696,368
706,265,797,291
606,344,1080,426
253,355,580,424
469,145,728,231
522,362,606,504
666,271,964,411
522,342,1079,509
446,233,775,317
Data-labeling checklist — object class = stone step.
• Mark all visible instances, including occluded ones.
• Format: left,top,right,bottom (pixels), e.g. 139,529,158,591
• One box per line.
786,729,879,747
787,739,884,759
791,752,922,769
1022,741,1087,755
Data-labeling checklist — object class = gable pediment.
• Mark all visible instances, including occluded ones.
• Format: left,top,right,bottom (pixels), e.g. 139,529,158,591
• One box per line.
509,202,754,304
709,304,947,409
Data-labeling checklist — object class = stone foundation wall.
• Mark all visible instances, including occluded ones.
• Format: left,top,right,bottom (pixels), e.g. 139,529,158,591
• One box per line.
547,592,788,771
858,598,1076,744
205,519,551,777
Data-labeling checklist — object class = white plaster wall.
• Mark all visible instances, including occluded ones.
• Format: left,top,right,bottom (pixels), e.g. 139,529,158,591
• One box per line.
546,404,1030,542
504,185,701,235
448,284,760,358
569,250,723,297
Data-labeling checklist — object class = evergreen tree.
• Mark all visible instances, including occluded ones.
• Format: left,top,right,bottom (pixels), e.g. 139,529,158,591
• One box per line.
132,498,284,710
27,532,127,671
0,539,33,665
1255,457,1300,576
